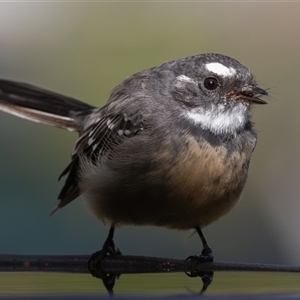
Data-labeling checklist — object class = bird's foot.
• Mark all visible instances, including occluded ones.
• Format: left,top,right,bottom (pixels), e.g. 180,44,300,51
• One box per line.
88,239,122,286
89,238,122,267
185,245,214,264
185,245,214,293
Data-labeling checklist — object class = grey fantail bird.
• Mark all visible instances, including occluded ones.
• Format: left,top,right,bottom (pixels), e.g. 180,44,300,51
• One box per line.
0,53,267,263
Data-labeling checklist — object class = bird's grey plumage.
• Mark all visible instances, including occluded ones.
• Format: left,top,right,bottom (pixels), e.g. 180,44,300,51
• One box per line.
0,53,267,230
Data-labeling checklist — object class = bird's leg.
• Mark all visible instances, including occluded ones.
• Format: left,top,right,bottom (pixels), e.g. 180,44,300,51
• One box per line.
88,225,122,294
186,226,214,263
89,225,122,264
185,226,214,293
101,226,122,256
196,226,214,262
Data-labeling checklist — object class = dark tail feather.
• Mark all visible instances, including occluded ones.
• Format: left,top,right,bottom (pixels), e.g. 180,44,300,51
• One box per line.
49,157,81,216
0,80,95,131
0,79,96,215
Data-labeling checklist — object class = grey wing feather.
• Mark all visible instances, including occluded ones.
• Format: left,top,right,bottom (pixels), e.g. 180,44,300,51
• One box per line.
53,113,144,213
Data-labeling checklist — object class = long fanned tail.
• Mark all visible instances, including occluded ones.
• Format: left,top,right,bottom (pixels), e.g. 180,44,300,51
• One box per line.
0,80,95,131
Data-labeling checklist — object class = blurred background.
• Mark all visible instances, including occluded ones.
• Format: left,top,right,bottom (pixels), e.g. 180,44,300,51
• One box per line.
0,2,299,266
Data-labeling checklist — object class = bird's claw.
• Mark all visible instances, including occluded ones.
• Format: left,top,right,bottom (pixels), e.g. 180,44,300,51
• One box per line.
185,245,214,264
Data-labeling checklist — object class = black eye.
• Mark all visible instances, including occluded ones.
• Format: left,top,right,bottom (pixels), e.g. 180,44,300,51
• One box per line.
203,77,219,90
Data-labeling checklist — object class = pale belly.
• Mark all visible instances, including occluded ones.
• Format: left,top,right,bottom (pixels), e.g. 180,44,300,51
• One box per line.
81,135,251,230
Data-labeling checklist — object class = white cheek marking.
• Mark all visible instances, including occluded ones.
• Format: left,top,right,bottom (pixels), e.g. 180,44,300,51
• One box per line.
185,103,248,135
205,62,236,77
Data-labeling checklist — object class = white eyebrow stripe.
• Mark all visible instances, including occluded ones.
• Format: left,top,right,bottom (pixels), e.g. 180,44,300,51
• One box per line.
205,62,236,77
176,75,196,84
176,75,195,83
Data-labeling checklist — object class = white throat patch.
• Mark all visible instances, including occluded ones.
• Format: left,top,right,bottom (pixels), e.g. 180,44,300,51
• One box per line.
185,103,248,135
205,62,236,77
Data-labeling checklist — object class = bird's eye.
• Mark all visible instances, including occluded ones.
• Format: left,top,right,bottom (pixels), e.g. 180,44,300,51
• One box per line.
203,77,219,90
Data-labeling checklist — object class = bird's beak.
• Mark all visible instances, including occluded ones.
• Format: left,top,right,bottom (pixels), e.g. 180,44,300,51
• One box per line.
229,86,268,105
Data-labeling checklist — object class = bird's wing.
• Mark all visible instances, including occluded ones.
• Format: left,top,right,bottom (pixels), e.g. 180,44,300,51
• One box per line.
51,112,144,214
